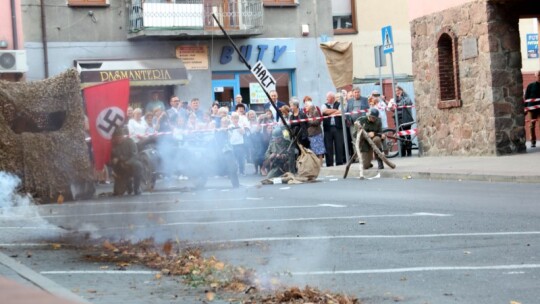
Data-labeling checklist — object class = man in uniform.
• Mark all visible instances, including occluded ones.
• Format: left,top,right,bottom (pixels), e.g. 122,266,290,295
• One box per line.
263,128,294,178
111,127,143,195
354,108,385,170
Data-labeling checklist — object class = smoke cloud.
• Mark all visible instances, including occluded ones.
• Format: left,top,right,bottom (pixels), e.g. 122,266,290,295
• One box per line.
0,171,38,218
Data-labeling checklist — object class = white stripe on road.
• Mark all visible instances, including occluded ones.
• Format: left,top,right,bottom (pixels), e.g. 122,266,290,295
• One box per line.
38,204,349,219
200,231,540,244
291,264,540,276
41,270,157,275
152,212,452,227
39,264,540,276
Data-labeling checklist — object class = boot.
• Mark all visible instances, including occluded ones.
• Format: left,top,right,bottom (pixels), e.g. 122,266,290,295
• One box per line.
133,176,141,195
377,158,384,169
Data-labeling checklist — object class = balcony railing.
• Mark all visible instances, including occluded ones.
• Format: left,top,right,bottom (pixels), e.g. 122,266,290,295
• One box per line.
128,0,263,37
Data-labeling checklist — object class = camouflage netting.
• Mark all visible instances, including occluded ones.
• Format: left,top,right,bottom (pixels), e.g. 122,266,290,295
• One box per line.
0,69,94,203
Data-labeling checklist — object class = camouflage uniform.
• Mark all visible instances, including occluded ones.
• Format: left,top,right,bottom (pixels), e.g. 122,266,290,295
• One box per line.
264,129,294,178
355,114,383,170
111,134,143,195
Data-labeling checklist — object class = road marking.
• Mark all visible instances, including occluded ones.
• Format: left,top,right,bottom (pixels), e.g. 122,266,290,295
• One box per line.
153,212,453,227
291,264,540,276
38,204,350,219
41,270,157,275
200,231,540,244
317,204,346,208
0,243,60,247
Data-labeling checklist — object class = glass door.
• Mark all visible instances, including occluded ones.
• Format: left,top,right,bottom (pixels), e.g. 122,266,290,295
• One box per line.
212,79,239,109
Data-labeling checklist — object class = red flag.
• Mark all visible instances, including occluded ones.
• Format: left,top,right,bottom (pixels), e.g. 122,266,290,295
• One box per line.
84,79,130,170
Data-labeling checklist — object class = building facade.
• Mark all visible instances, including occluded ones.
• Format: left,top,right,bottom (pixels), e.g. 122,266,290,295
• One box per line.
21,0,335,111
409,0,540,156
0,0,26,81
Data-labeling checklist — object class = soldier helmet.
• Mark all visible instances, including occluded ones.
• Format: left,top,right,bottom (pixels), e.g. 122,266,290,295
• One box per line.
272,128,283,138
368,108,379,118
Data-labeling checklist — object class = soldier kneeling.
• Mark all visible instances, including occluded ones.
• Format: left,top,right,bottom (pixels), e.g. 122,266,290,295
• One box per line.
354,108,385,170
111,127,143,195
263,127,294,178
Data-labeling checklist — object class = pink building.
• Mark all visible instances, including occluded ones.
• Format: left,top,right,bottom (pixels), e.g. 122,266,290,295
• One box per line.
0,0,26,81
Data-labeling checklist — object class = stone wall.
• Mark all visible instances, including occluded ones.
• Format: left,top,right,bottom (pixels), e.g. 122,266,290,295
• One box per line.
410,0,526,156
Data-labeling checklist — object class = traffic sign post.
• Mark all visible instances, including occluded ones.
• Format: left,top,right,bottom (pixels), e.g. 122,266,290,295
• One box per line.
374,45,386,93
381,25,400,156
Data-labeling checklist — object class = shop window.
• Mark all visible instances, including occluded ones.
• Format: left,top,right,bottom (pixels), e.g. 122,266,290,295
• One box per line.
263,0,298,7
437,28,461,109
68,0,109,7
332,0,357,35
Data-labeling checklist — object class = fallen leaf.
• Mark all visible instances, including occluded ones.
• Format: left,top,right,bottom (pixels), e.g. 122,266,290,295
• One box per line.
214,262,225,270
51,243,62,250
99,266,109,270
162,241,172,256
87,290,97,293
161,268,171,275
155,273,162,280
206,292,215,301
102,240,117,251
57,194,64,204
510,301,522,304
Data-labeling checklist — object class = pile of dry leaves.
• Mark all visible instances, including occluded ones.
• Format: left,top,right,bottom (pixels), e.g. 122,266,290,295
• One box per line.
83,239,359,303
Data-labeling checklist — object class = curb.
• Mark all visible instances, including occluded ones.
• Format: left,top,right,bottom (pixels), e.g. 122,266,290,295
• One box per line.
0,251,91,304
320,168,540,184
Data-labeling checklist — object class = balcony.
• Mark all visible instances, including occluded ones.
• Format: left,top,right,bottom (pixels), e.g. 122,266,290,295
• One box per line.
128,0,264,39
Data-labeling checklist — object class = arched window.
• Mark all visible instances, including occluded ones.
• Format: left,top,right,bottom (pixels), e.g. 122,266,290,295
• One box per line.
437,29,461,108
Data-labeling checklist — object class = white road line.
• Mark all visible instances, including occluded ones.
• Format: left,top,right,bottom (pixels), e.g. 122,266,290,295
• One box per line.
200,231,540,243
38,204,349,219
0,243,59,247
291,264,540,276
41,270,157,275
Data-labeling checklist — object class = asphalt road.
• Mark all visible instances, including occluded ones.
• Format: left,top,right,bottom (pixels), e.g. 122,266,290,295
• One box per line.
1,174,540,304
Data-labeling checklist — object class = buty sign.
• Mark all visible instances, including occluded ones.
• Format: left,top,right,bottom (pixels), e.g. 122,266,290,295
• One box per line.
250,61,276,94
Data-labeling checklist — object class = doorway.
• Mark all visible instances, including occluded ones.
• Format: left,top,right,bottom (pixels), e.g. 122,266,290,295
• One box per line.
212,79,239,109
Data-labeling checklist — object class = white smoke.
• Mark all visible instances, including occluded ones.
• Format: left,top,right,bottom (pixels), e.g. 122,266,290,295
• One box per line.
0,171,39,218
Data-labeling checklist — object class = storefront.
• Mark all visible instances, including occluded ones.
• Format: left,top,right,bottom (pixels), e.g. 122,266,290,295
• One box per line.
76,58,189,112
208,38,297,113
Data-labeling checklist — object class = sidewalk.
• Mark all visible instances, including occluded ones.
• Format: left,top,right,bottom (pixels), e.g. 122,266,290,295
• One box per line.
320,145,540,183
0,252,90,304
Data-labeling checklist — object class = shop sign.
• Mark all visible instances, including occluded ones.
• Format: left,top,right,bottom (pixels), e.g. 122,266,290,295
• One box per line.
527,34,538,59
249,82,267,104
175,45,209,69
82,69,179,83
220,44,287,65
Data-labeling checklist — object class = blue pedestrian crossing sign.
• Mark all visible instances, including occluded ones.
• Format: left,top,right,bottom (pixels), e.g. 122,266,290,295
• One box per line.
381,26,394,54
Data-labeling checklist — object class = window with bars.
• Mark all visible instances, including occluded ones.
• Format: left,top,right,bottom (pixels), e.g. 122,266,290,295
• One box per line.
437,29,461,109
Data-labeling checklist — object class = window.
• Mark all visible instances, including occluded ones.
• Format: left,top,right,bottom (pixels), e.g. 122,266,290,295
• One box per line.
332,0,356,34
68,0,108,6
437,28,461,109
263,0,298,7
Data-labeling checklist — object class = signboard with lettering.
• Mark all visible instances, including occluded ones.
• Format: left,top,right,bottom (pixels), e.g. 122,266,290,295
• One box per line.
249,82,267,104
250,61,276,95
175,45,209,70
527,34,538,59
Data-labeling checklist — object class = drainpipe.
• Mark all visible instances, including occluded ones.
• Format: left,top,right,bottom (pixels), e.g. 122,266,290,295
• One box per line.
10,0,18,49
40,0,49,77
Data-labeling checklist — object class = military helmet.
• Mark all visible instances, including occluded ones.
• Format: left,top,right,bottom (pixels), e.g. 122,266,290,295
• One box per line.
272,128,283,138
368,108,379,118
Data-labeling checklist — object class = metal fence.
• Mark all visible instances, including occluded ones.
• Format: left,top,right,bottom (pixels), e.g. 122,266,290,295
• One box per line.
129,0,264,33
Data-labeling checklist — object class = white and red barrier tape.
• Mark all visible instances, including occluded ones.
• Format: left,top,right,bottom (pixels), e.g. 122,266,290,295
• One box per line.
524,97,540,112
396,129,417,136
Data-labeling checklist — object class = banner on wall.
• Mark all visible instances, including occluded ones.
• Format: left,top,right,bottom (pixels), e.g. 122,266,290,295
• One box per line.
527,34,538,59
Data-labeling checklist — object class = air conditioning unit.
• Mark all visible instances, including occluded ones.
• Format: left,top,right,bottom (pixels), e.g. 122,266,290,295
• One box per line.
0,50,28,73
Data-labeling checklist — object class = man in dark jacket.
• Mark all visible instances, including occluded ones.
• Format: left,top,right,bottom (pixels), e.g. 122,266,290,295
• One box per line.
322,91,345,166
111,127,143,195
264,90,286,122
525,71,540,148
354,108,385,170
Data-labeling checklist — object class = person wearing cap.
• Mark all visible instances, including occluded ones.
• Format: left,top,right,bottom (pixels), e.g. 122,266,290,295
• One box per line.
354,108,385,170
110,127,143,195
263,127,293,178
